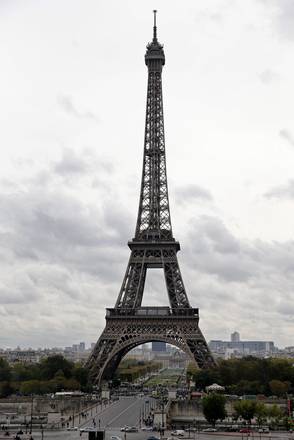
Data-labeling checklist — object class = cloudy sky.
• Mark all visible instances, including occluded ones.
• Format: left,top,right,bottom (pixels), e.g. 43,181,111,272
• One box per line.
0,0,294,349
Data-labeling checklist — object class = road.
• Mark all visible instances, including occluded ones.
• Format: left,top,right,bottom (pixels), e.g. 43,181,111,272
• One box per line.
8,429,294,440
79,396,156,430
2,398,294,440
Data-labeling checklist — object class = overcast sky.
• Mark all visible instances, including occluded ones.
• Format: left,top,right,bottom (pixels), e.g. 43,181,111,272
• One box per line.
0,0,294,349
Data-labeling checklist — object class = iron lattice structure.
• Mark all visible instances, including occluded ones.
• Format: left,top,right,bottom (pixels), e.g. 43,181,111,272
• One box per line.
87,12,215,386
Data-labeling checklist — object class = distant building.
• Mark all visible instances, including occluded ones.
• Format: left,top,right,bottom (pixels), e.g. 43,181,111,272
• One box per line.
209,332,275,358
152,349,189,368
231,331,240,343
79,342,85,352
152,341,166,352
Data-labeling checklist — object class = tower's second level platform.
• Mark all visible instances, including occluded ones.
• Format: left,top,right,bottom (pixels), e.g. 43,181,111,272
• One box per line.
106,306,199,319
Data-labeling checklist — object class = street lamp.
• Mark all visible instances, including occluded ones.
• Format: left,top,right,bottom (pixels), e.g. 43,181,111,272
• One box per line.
30,395,33,434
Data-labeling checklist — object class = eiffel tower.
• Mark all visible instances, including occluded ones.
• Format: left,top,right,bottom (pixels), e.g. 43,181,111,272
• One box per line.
87,11,215,386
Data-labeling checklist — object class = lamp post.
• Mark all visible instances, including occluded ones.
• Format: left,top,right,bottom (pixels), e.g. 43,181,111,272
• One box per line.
30,395,33,434
161,400,164,434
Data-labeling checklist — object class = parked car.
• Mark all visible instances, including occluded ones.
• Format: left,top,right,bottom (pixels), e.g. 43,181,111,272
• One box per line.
147,436,160,440
121,426,130,432
80,427,96,432
67,426,78,431
258,427,269,433
240,428,252,433
142,426,153,431
171,430,185,437
111,436,122,440
203,428,217,432
126,427,138,432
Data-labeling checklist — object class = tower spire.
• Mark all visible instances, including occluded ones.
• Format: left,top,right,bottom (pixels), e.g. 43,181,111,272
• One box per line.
153,9,157,41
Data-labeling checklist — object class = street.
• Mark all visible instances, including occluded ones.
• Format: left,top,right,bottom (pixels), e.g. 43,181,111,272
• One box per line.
7,429,294,440
1,398,293,440
79,397,155,430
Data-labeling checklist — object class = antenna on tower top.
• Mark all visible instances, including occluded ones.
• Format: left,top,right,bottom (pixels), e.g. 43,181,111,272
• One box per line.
153,9,157,41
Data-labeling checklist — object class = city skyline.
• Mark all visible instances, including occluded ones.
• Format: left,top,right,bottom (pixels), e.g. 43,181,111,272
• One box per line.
0,1,294,348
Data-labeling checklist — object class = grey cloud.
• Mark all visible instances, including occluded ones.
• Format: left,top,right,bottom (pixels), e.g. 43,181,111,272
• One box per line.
57,94,99,123
186,216,257,283
0,272,39,305
0,189,129,280
279,129,294,147
190,216,240,255
260,0,294,40
174,184,213,205
0,156,133,346
177,215,294,346
54,148,88,175
259,69,279,84
183,216,294,284
264,179,294,199
184,216,252,282
27,265,81,300
52,148,114,179
0,152,131,287
274,0,294,40
277,302,294,316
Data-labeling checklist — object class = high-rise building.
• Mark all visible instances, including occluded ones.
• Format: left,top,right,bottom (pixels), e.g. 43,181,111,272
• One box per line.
231,331,240,342
152,341,166,352
79,342,85,352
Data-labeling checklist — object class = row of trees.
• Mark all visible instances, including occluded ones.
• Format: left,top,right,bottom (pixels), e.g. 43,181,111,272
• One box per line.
0,356,161,396
187,357,294,396
0,355,89,397
115,359,161,383
202,393,286,427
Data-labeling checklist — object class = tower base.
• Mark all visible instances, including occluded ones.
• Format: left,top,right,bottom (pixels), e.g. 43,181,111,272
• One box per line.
86,307,215,386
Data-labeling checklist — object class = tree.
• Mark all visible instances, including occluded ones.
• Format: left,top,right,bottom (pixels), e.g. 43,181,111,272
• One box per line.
0,381,13,397
267,404,284,427
0,358,11,382
233,379,264,395
255,402,267,427
192,369,220,390
269,380,290,397
72,365,89,389
234,400,257,425
39,355,73,380
12,363,33,382
202,393,227,426
20,380,42,395
189,357,294,396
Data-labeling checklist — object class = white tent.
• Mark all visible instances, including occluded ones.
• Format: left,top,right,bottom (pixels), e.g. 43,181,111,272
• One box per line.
205,383,225,393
